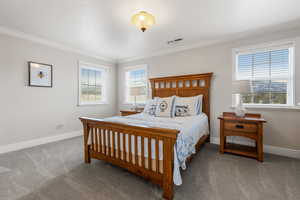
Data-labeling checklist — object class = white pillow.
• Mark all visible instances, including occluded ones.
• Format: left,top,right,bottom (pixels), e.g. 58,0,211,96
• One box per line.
174,95,203,117
143,98,158,116
155,96,175,117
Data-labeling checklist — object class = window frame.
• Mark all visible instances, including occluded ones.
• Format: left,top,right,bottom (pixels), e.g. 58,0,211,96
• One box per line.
123,64,148,105
78,61,109,106
232,41,295,108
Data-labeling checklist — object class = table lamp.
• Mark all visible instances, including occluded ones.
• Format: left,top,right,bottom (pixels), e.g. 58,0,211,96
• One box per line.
130,86,145,111
232,80,251,117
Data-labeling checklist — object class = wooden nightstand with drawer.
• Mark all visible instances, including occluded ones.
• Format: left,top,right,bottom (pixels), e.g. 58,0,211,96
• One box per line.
218,112,266,161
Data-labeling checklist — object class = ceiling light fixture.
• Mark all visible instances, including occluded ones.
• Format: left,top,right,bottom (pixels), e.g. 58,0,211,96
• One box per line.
131,11,155,32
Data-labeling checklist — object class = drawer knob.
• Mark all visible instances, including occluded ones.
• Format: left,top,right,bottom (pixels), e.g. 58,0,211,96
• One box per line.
235,124,244,129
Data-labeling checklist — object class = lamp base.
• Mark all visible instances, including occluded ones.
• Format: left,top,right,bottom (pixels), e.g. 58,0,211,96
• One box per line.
235,103,246,117
132,105,138,111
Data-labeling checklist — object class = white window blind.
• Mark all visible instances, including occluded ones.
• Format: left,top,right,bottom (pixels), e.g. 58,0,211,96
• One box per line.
235,46,294,106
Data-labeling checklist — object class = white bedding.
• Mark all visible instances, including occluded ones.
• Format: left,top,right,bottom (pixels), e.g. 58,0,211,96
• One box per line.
102,112,209,185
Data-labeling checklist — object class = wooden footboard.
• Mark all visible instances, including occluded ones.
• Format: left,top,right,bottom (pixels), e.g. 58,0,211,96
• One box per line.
80,117,180,200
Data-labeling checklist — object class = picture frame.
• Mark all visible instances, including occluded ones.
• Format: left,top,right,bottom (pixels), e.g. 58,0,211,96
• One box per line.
28,61,53,87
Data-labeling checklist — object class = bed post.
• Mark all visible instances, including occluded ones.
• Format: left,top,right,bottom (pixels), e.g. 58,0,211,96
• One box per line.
163,138,176,200
81,119,91,164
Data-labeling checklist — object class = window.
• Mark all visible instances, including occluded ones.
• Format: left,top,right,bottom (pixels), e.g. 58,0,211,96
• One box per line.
125,65,147,104
78,62,108,105
234,43,294,106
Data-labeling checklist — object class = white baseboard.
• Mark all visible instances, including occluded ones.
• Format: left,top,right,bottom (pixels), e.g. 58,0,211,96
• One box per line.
210,136,300,159
1,132,298,159
0,130,82,154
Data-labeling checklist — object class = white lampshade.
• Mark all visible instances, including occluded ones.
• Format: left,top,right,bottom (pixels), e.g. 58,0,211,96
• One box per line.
130,86,145,96
232,80,251,94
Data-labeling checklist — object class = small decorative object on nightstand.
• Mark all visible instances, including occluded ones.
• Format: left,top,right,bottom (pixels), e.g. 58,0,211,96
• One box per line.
218,112,266,162
120,110,143,116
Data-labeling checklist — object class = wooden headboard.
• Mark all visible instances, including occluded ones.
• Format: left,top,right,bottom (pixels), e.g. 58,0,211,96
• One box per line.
149,73,213,121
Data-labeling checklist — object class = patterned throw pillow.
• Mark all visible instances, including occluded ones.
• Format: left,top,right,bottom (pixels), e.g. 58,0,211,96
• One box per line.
174,105,190,117
155,96,175,117
174,95,203,117
143,98,158,116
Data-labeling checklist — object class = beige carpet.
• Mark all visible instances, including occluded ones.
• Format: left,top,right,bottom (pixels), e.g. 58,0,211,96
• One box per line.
0,137,299,200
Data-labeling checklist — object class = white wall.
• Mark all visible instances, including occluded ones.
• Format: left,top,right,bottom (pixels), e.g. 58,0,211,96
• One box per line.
118,28,300,150
0,33,117,146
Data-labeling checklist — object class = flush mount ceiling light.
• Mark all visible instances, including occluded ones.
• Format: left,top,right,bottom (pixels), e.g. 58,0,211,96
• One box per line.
131,11,155,32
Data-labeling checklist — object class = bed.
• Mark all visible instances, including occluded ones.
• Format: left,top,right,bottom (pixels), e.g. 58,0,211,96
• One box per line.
79,73,213,200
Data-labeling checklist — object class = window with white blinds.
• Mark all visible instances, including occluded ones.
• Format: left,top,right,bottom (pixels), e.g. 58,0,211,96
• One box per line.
235,45,294,106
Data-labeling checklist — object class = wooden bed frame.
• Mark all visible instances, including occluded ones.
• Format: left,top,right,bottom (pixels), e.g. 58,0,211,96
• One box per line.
79,73,213,200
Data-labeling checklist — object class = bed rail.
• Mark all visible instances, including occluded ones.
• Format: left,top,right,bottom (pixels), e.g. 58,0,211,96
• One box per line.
79,117,180,200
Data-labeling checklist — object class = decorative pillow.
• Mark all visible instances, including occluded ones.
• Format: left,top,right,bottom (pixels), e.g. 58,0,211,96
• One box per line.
197,95,203,114
155,96,175,117
143,98,158,116
174,95,203,117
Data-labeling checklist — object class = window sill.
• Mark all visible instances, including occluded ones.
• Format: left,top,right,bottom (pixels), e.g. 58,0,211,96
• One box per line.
230,105,300,110
123,103,146,106
78,102,109,107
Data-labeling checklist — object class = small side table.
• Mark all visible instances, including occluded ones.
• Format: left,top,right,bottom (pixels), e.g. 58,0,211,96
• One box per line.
218,112,266,162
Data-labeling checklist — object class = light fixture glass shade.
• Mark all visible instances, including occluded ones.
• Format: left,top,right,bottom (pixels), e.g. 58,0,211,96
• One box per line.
131,11,155,32
232,80,251,94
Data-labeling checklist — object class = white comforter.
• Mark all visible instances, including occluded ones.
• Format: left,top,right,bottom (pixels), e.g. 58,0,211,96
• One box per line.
103,113,209,185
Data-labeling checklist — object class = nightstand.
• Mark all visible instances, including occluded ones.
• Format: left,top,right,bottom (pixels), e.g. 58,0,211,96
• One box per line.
120,110,142,116
218,112,266,162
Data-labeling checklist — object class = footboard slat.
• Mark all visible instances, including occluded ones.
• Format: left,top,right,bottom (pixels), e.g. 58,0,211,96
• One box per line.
141,136,145,168
95,128,99,152
148,137,152,171
108,130,111,157
129,134,132,163
117,132,121,159
112,131,115,158
98,128,102,153
122,133,126,161
134,135,138,166
103,129,107,155
91,128,94,151
155,137,159,173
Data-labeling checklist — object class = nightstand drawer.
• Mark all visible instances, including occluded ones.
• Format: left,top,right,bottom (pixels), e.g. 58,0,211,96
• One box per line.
120,110,142,116
224,122,257,133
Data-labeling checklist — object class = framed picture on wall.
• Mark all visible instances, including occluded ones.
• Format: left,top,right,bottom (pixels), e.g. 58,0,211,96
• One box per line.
28,61,53,87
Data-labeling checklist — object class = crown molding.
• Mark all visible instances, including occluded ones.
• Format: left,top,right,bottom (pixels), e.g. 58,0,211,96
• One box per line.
0,26,116,64
116,39,225,64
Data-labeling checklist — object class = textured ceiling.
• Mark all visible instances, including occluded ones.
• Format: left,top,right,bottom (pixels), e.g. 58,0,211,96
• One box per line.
0,0,299,62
